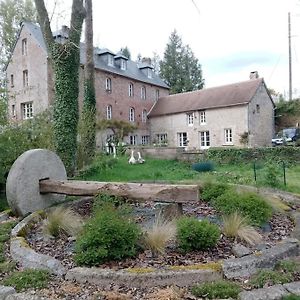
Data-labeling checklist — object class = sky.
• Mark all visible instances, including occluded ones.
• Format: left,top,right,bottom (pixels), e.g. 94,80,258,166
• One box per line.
46,0,300,98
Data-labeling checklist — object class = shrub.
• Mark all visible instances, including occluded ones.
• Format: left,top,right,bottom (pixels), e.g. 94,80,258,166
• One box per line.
93,193,125,210
191,280,241,299
192,161,215,172
75,204,141,266
262,163,281,187
250,269,293,288
201,182,231,202
142,215,176,256
176,217,220,252
2,269,50,292
222,212,262,245
213,191,272,226
43,206,84,237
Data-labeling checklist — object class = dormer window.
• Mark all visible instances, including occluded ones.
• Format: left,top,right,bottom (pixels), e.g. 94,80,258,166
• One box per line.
120,59,126,70
108,54,114,66
147,68,152,79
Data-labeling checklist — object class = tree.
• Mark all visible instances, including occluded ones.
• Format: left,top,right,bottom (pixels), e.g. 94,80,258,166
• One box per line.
160,30,204,94
0,0,36,73
81,0,96,167
34,0,85,175
120,46,131,59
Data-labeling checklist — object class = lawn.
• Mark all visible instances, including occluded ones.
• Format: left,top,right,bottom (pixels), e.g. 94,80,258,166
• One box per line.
78,155,300,195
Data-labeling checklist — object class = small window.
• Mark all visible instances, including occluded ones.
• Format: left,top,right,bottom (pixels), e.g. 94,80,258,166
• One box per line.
22,38,27,55
187,113,194,126
224,128,233,144
141,135,150,145
105,77,112,92
178,132,188,147
141,86,146,100
23,70,28,87
129,107,135,122
21,102,33,119
147,68,152,78
156,133,168,145
129,83,134,97
256,104,260,113
10,74,14,87
142,109,147,123
120,59,126,70
129,135,137,145
155,89,159,101
200,111,206,124
108,54,114,66
106,105,112,120
11,105,16,117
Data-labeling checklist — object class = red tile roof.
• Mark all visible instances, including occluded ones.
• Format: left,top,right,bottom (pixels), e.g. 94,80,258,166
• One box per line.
149,78,264,117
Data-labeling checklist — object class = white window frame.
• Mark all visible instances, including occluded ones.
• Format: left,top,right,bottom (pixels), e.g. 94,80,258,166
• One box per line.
199,131,210,149
178,132,188,147
23,70,28,87
120,59,126,70
141,86,146,100
129,107,135,122
142,109,147,123
106,105,112,120
141,135,150,145
129,83,134,97
200,111,206,124
224,128,233,144
22,38,27,55
108,54,114,66
187,113,194,126
129,135,137,145
105,77,112,92
156,133,168,145
22,102,33,119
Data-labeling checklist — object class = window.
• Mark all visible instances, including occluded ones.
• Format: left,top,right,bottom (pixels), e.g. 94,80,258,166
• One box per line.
121,59,126,70
106,105,112,120
23,70,28,87
11,105,15,117
187,113,194,126
199,131,210,149
129,83,134,97
178,132,188,147
200,111,206,124
108,54,114,66
155,89,159,101
22,38,27,55
256,104,260,113
105,77,112,92
10,74,14,87
224,128,233,144
141,86,146,100
142,109,147,123
156,133,167,145
22,102,33,119
129,135,137,145
141,135,150,145
147,68,152,78
129,107,135,122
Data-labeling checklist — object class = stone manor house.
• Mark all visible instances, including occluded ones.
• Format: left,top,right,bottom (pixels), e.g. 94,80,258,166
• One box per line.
6,22,275,149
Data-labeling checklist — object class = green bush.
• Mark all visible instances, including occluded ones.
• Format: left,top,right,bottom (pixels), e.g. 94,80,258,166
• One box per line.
201,182,231,202
282,295,300,300
176,217,220,252
213,191,272,226
192,161,215,172
250,269,293,288
191,280,241,299
74,204,141,266
262,163,281,187
93,193,125,210
2,269,50,292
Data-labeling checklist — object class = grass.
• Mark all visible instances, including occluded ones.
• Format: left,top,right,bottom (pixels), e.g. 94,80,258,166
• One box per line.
77,156,300,194
222,212,262,245
250,269,293,288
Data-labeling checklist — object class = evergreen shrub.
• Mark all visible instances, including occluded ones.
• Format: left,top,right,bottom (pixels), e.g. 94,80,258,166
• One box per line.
201,182,231,202
74,204,141,266
192,161,215,172
213,191,272,226
176,217,220,252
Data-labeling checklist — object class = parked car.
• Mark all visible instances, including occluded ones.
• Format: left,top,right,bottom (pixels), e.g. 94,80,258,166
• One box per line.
272,127,300,146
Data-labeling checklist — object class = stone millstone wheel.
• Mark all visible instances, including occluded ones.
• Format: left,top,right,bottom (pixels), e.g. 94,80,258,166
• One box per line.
6,149,67,216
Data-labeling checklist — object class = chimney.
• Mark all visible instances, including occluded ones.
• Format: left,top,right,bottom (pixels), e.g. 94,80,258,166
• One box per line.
249,71,259,80
141,57,152,65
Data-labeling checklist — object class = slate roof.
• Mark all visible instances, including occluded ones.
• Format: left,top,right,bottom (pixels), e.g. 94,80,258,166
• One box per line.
149,78,268,117
19,22,169,89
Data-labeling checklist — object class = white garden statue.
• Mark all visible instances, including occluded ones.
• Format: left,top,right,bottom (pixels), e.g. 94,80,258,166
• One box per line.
137,151,145,164
128,150,137,164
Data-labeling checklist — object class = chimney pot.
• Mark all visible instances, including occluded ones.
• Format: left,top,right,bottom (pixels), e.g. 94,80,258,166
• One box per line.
250,71,259,80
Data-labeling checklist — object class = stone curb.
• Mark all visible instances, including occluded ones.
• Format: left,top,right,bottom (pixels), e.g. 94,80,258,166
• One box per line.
0,285,15,300
65,267,221,288
6,293,51,300
239,281,300,300
223,238,299,279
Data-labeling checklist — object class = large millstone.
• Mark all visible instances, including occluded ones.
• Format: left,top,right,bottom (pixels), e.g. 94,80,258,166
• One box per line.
6,149,67,216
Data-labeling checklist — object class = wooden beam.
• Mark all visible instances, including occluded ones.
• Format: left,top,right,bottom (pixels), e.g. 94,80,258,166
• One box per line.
39,179,199,203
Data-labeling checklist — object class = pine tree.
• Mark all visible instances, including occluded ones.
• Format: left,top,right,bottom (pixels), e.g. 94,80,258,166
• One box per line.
120,46,131,59
160,30,204,94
